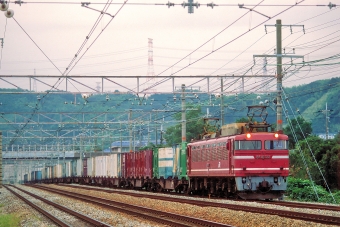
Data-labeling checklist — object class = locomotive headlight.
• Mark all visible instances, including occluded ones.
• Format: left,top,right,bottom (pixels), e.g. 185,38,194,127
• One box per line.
274,177,278,183
246,133,251,139
274,133,279,138
242,177,246,184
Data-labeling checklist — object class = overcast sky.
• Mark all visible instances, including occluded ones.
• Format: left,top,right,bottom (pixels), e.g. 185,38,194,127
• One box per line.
0,0,339,94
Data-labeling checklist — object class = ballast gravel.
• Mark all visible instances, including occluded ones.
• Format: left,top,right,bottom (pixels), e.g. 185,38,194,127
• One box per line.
0,187,57,227
2,184,340,227
45,184,340,227
11,185,162,227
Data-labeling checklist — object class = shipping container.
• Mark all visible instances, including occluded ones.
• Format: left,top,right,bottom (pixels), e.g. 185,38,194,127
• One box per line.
42,168,48,180
121,153,126,178
117,153,122,177
47,167,52,179
83,159,88,176
137,149,153,178
95,156,108,176
107,154,118,177
158,147,174,179
76,159,82,176
87,157,95,177
71,160,77,176
24,174,29,183
52,164,63,178
125,152,136,178
144,149,153,178
35,171,42,180
65,162,72,177
135,151,142,177
173,145,181,177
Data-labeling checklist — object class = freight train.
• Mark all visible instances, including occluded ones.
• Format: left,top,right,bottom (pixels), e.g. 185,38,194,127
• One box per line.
25,106,289,200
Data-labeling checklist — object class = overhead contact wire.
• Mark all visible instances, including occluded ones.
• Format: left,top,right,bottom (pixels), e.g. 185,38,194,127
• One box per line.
65,0,128,76
12,17,62,74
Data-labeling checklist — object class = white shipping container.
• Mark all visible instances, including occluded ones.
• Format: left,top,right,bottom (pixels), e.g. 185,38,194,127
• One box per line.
47,167,52,179
53,164,63,178
87,157,95,177
95,156,108,176
65,162,72,177
76,159,82,176
107,154,118,177
42,167,47,179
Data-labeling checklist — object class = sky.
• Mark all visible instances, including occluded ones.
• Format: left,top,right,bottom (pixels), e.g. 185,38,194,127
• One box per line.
0,0,339,95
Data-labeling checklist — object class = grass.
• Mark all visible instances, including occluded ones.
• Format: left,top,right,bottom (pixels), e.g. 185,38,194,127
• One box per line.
0,214,20,227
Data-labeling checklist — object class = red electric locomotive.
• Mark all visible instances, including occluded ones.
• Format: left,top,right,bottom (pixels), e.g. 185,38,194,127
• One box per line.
187,106,289,200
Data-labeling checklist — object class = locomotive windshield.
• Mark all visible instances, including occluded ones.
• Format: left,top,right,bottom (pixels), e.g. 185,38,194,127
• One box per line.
234,140,261,150
265,140,289,150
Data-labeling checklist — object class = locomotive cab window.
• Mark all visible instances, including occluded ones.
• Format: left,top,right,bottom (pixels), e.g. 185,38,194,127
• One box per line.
265,140,288,150
234,140,261,150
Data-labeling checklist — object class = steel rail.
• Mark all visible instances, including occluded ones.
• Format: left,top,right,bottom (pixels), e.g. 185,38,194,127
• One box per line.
54,183,340,226
4,185,71,227
30,184,234,227
9,185,112,227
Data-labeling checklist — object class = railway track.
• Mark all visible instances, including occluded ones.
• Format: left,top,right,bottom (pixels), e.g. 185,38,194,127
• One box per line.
29,184,234,227
55,183,340,212
3,184,112,227
50,183,340,226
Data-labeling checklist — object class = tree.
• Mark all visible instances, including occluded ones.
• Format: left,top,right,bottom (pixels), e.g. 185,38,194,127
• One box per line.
284,116,312,149
164,105,204,145
235,117,249,123
289,135,340,189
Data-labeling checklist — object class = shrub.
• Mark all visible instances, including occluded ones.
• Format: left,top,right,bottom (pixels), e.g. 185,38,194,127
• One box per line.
287,177,340,204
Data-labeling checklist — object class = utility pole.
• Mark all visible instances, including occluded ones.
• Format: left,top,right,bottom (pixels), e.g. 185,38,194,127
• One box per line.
318,103,332,139
253,20,304,133
180,84,187,179
276,19,283,133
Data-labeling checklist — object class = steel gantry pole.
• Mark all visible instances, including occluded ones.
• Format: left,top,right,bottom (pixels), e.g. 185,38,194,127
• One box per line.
276,19,283,133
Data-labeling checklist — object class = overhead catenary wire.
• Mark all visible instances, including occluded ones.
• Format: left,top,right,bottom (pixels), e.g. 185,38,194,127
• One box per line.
10,1,337,8
1,0,338,147
282,87,336,204
136,0,267,95
281,100,320,201
141,1,306,94
6,0,129,146
12,17,63,74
